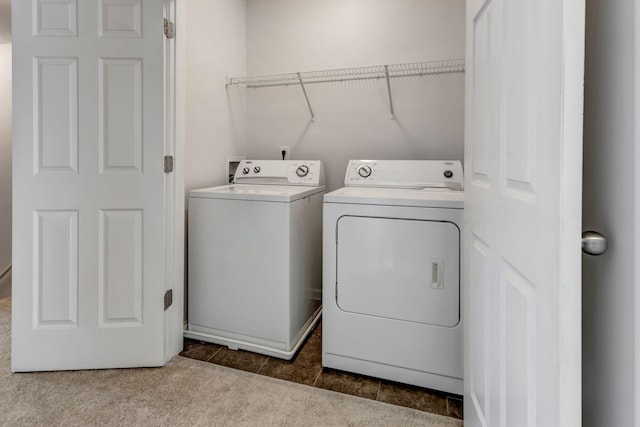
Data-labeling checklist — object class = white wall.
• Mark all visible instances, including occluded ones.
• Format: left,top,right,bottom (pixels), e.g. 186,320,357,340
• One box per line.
582,0,637,425
0,0,11,299
243,0,465,191
184,0,247,192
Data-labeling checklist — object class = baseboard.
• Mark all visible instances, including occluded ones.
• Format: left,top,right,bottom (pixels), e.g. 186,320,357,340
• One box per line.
0,267,11,299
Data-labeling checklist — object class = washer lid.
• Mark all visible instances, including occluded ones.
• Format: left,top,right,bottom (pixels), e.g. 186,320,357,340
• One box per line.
189,184,325,202
323,186,463,208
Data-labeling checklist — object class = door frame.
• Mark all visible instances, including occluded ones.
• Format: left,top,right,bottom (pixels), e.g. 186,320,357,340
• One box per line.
164,0,185,362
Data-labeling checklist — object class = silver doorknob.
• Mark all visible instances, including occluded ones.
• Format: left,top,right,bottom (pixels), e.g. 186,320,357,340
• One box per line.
582,231,608,256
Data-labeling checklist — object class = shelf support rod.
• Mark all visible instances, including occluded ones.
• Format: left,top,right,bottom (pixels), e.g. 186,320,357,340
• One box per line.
384,65,396,120
297,73,316,123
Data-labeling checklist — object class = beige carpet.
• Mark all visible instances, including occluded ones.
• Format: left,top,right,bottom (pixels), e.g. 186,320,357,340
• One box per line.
0,298,463,427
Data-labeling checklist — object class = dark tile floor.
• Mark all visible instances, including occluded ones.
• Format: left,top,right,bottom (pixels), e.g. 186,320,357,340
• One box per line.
180,322,463,420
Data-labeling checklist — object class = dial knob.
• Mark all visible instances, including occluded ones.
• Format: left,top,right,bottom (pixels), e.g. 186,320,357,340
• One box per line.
357,165,372,178
444,170,453,178
296,165,309,177
253,166,261,173
242,167,250,174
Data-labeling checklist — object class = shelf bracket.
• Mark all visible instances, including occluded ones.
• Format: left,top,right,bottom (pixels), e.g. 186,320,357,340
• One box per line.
297,72,316,123
384,65,395,120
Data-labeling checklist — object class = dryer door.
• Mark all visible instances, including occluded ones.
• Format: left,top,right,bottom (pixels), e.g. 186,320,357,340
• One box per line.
336,216,460,327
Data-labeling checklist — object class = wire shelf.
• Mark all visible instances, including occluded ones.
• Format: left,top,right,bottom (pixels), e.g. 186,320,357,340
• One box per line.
226,59,464,121
226,59,465,88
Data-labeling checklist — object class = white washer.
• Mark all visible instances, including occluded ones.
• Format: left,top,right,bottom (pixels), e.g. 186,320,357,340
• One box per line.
322,160,463,394
185,160,325,360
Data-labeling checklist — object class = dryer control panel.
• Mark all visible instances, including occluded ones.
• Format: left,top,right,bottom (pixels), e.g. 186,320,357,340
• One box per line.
234,160,325,186
344,160,463,190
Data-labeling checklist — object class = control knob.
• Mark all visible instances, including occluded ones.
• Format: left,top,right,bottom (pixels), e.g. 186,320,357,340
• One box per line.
444,170,453,178
242,167,250,174
357,164,372,178
296,165,309,177
253,166,261,173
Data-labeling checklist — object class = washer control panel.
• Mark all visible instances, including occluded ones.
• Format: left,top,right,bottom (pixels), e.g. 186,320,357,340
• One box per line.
345,160,463,190
234,160,325,186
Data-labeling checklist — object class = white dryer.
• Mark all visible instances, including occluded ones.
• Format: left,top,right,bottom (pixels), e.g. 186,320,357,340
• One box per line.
185,160,325,360
322,160,463,394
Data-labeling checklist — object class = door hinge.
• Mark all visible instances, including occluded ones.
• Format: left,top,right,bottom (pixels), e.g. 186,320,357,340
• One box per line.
164,155,174,173
164,18,175,39
164,289,173,311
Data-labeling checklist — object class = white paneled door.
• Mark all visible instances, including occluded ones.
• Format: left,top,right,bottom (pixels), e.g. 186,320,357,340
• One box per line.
464,0,584,426
12,0,176,370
